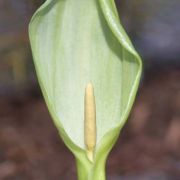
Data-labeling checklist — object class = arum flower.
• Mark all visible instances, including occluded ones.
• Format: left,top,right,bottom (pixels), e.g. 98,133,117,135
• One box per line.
29,0,142,179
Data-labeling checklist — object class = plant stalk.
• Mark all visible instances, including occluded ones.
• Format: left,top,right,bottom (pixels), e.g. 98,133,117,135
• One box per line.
76,158,106,180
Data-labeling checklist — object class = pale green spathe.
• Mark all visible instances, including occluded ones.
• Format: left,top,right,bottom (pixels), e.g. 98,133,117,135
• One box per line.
29,0,142,179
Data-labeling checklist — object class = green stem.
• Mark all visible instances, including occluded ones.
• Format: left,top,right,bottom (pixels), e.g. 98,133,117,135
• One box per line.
76,158,106,180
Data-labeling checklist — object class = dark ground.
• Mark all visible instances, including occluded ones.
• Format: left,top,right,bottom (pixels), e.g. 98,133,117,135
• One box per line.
0,68,179,180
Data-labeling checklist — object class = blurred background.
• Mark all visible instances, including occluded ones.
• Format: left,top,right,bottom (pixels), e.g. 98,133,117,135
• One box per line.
0,0,179,179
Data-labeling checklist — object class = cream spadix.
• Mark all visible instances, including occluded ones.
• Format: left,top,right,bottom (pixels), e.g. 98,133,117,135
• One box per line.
84,82,96,162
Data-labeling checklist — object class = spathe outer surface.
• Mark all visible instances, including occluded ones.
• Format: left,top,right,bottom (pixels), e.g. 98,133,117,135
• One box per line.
29,0,142,179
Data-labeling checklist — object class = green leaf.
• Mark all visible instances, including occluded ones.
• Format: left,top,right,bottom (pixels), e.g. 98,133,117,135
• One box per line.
29,0,142,179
